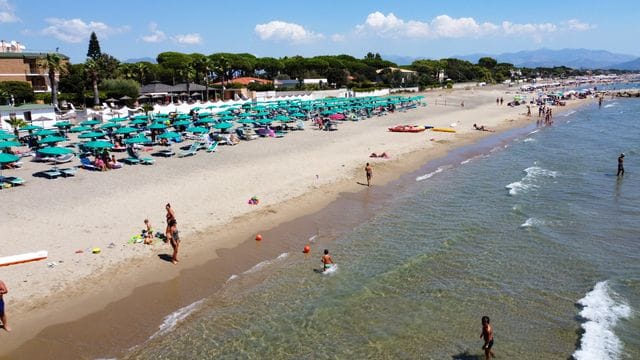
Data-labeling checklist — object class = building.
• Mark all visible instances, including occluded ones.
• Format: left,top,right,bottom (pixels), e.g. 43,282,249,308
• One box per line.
0,104,57,132
0,41,69,93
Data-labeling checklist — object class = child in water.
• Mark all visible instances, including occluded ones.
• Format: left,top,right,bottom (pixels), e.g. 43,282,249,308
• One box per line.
321,249,334,272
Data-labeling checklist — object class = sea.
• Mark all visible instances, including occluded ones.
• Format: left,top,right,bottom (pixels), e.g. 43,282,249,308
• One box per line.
123,95,639,359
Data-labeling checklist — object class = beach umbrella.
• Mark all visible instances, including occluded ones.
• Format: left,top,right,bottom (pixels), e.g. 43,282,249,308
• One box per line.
123,135,149,145
236,118,255,125
196,118,216,125
69,125,91,133
273,115,291,122
0,152,19,164
213,122,233,130
0,133,17,140
172,120,192,127
0,140,21,148
81,119,100,126
219,115,235,122
20,124,43,131
254,111,269,117
110,117,129,122
148,123,168,130
115,126,138,135
34,129,57,137
256,118,273,125
78,131,106,139
38,146,73,156
157,131,180,140
119,95,132,100
186,126,208,134
83,140,114,149
132,114,149,120
38,135,67,145
53,121,72,128
105,97,118,102
129,118,148,125
290,112,306,118
100,122,122,129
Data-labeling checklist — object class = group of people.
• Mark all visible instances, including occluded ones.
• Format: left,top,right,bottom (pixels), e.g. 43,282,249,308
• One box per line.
92,149,122,171
537,105,554,126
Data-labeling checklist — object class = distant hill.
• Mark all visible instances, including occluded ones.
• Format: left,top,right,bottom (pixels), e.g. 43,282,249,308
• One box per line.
611,57,640,70
455,48,637,69
123,57,156,64
384,49,638,69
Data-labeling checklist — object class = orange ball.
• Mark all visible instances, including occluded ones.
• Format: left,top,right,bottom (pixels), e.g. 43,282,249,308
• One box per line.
255,234,262,241
303,245,311,253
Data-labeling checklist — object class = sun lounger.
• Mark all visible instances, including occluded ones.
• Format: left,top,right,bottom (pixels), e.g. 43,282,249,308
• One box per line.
59,167,77,177
125,147,155,165
42,169,62,179
79,157,100,171
178,142,200,157
54,153,75,164
156,148,175,157
206,141,218,153
0,176,25,186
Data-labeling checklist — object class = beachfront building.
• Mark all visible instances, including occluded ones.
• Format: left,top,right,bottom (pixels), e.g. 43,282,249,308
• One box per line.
0,41,69,93
0,103,57,132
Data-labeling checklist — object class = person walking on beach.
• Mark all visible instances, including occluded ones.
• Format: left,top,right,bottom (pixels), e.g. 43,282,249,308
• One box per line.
167,218,180,264
499,97,503,105
617,153,625,176
165,203,175,242
365,162,373,186
0,279,10,332
480,316,494,359
321,249,334,272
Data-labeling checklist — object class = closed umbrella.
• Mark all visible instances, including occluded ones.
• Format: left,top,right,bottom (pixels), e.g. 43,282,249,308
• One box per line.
38,146,73,156
38,135,67,145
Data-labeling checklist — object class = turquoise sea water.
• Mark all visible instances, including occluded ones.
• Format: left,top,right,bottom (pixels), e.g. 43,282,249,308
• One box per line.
125,97,639,359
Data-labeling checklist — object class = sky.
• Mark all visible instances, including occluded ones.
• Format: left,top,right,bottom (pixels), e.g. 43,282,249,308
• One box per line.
2,0,639,63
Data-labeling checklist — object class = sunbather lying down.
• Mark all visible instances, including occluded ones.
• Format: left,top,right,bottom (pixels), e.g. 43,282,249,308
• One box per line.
370,152,389,158
473,124,495,132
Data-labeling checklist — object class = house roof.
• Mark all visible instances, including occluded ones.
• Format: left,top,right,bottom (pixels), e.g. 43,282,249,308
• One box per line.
0,52,69,60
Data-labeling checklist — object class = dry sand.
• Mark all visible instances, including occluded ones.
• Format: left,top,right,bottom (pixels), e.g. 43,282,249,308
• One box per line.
0,86,593,354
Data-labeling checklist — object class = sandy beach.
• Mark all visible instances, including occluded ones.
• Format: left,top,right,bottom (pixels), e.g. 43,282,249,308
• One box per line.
0,85,594,356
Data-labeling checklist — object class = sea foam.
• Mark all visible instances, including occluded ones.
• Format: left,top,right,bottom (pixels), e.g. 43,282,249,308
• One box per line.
520,217,543,228
149,299,205,339
243,252,289,274
506,166,557,195
416,167,443,181
573,281,632,360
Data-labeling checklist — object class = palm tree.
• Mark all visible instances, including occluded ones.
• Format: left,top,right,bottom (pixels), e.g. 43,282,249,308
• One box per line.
4,117,27,137
135,63,148,85
85,59,100,106
38,53,67,109
193,57,212,100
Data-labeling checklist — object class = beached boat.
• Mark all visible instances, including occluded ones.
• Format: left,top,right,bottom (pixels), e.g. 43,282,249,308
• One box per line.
431,127,457,133
388,125,426,133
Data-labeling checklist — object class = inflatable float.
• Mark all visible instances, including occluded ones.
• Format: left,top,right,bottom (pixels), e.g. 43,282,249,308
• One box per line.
0,250,48,267
388,125,426,133
431,127,457,133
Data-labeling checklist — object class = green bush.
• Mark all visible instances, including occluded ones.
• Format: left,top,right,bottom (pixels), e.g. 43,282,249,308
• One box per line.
247,82,274,91
35,92,52,104
0,81,35,104
100,79,140,100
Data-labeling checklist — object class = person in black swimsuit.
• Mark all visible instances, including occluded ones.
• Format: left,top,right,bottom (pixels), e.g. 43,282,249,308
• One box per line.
481,316,495,359
617,153,625,176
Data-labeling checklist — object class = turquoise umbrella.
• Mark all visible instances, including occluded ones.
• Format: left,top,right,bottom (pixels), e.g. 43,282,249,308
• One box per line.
172,120,192,127
38,146,74,156
0,152,19,163
0,132,16,140
78,131,106,139
20,125,42,131
213,122,233,130
123,135,150,145
149,123,168,130
157,132,180,139
186,126,208,134
80,119,100,126
236,118,255,125
0,140,21,148
115,126,138,135
129,118,148,125
69,125,91,133
53,121,72,128
219,115,235,122
34,129,56,137
38,135,67,145
100,122,122,129
273,115,291,122
83,140,114,149
256,118,273,125
110,117,129,122
132,115,149,120
290,112,306,118
196,118,216,125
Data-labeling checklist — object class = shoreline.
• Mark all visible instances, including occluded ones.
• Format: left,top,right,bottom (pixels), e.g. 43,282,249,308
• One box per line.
0,87,596,357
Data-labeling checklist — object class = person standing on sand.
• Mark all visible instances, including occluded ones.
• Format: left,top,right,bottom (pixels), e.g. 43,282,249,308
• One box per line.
617,153,625,176
165,203,175,241
167,218,180,264
365,162,373,186
499,97,503,105
0,280,10,332
480,316,494,359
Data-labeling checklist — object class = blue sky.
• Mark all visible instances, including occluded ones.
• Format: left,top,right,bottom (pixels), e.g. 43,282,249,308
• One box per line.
2,0,639,63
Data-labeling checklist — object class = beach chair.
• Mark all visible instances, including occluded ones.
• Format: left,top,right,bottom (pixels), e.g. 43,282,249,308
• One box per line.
0,176,25,186
59,167,77,177
178,142,200,157
80,157,100,171
206,141,218,153
41,168,62,179
125,147,155,165
156,148,175,157
54,153,75,164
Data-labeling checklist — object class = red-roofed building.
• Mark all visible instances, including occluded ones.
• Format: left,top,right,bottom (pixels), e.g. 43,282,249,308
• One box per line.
213,77,272,86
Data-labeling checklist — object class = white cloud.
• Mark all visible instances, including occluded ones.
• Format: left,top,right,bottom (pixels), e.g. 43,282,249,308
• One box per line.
255,20,324,43
355,12,590,40
565,19,594,31
331,33,345,42
0,0,19,23
171,33,202,45
41,18,128,43
141,22,166,43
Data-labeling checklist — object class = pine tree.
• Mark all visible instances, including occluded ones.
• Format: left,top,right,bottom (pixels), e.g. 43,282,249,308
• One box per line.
87,32,101,60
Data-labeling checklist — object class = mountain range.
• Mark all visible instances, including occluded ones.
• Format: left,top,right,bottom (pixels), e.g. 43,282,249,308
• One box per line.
385,48,640,70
